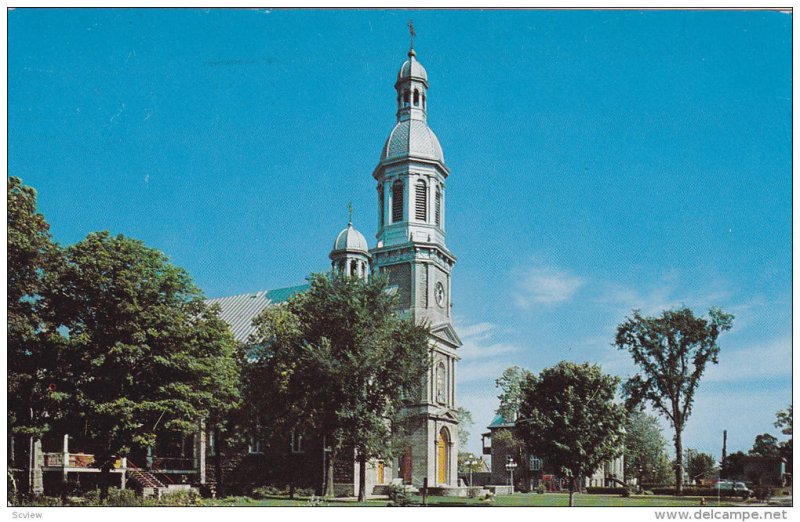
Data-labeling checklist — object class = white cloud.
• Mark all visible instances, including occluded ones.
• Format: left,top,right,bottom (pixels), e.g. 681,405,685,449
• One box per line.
455,318,522,362
514,265,585,308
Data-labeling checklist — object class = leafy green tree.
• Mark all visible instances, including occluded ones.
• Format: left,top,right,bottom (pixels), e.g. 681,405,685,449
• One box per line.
455,407,473,449
775,406,792,437
615,307,734,495
774,406,792,473
750,433,780,458
457,453,486,475
516,361,626,506
655,453,676,486
7,177,63,444
624,410,669,485
455,407,478,478
491,428,532,490
247,273,430,502
686,450,716,483
46,232,241,499
495,366,532,420
722,451,747,479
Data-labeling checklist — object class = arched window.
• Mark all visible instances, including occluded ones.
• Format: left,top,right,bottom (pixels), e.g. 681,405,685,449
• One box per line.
422,94,426,110
415,180,427,221
403,90,410,108
392,180,404,223
435,186,442,226
378,185,384,227
436,362,446,404
413,89,420,107
350,259,357,277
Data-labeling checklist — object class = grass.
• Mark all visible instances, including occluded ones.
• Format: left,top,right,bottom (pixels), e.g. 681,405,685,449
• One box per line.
205,492,739,507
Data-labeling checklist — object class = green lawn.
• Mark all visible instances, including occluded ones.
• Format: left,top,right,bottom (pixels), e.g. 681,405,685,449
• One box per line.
207,493,739,507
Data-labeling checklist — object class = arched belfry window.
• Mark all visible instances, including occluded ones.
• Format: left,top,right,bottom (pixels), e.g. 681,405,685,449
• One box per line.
403,90,410,108
435,186,442,226
436,362,447,404
413,89,420,107
423,94,426,110
378,185,384,227
392,180,404,223
415,180,427,221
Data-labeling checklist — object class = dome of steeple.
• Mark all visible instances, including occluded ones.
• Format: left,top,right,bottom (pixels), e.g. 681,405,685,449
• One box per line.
397,50,428,83
380,119,444,164
331,222,369,254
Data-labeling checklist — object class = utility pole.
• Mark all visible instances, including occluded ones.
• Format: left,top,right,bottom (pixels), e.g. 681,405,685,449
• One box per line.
721,430,728,479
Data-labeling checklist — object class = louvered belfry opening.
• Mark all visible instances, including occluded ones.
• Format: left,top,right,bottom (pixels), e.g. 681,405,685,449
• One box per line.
435,186,442,226
415,180,427,221
392,180,404,223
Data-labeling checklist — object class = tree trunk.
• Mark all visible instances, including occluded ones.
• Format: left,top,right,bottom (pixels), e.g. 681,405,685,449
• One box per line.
213,426,223,498
99,459,112,501
324,448,335,498
674,429,684,496
568,476,576,507
357,453,367,502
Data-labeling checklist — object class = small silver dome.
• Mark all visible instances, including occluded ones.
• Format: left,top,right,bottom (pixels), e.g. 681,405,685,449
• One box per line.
398,51,428,83
332,223,369,253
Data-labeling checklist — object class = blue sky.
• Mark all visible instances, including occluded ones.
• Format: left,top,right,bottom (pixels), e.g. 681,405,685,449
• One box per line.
9,9,791,460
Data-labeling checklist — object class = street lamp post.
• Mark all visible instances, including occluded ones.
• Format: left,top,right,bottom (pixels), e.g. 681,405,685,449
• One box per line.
465,454,476,487
505,457,518,494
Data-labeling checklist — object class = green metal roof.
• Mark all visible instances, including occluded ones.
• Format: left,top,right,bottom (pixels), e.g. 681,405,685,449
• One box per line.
487,413,515,430
206,284,310,343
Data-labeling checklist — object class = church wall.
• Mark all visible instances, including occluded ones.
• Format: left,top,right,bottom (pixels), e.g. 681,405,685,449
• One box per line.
382,262,412,309
415,262,428,308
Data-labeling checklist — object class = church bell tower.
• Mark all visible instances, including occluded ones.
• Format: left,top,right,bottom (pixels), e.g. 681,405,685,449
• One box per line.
370,28,461,488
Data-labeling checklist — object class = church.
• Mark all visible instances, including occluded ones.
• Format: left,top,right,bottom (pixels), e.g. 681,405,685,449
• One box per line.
208,37,462,495
17,33,464,499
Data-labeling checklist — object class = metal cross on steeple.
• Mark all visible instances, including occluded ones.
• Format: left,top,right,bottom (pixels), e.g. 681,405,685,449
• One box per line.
347,201,353,225
408,20,416,51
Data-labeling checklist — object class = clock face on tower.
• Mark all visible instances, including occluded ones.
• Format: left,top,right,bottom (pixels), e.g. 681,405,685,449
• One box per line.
435,282,445,307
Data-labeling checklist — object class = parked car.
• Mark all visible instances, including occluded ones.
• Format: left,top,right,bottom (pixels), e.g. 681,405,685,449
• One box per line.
716,480,752,499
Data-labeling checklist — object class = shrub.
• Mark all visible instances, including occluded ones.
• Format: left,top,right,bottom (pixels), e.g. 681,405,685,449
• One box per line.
295,487,315,497
753,487,773,502
13,496,63,507
105,488,142,506
651,487,749,497
157,488,201,506
386,483,414,506
251,485,284,499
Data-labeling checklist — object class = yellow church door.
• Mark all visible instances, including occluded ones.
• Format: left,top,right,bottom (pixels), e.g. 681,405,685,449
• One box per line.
437,431,447,484
377,461,384,485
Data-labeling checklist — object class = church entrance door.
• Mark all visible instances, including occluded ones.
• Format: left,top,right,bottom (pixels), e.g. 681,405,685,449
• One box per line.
437,428,449,484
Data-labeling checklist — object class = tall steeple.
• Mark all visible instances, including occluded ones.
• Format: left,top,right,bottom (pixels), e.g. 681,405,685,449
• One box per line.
369,30,461,488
